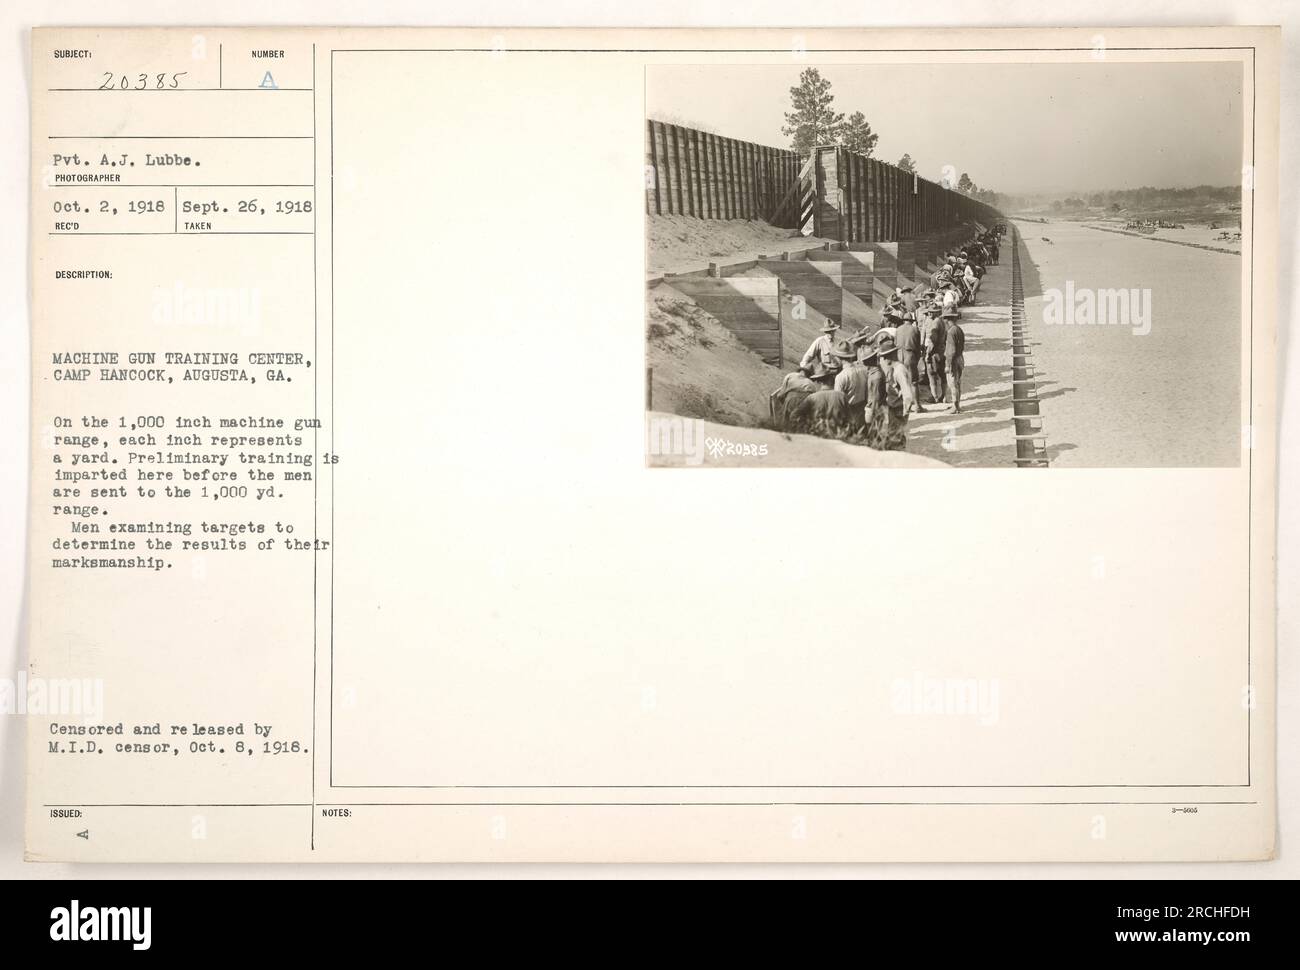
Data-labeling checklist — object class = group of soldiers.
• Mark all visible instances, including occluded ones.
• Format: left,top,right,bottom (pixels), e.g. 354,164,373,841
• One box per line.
770,228,1004,452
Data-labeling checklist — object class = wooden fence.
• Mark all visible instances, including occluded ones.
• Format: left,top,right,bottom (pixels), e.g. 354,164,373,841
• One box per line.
813,146,1000,240
645,120,803,227
645,119,1002,240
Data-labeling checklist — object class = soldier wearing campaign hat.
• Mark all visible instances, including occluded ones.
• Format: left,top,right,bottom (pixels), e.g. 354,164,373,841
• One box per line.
892,312,924,413
942,306,966,413
799,317,842,384
869,332,916,450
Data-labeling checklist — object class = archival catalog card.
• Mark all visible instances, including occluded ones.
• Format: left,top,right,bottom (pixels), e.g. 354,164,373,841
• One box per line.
26,26,1278,862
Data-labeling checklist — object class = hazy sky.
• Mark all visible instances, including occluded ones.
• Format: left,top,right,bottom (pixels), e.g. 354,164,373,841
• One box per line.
647,62,1244,195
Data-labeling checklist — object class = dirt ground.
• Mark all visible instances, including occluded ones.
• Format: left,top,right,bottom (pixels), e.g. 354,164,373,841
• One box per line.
645,283,779,427
1017,220,1241,467
901,264,1018,467
644,214,860,432
1083,220,1242,255
645,411,946,468
647,213,833,275
644,215,1016,467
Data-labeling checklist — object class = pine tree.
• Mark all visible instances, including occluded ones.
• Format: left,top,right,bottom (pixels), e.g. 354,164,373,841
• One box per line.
957,172,975,194
839,112,879,157
781,68,845,153
896,153,916,173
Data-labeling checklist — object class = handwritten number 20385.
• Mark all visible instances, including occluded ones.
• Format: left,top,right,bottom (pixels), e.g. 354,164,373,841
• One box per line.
99,72,188,90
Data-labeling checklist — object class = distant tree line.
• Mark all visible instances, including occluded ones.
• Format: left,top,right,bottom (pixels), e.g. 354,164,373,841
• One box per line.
1000,185,1241,214
1076,186,1240,208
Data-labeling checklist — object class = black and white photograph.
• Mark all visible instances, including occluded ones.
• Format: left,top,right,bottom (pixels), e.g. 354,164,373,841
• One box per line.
645,60,1247,467
0,7,1291,938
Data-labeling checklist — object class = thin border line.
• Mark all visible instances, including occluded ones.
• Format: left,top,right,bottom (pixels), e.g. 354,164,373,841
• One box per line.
325,783,1252,790
44,800,1259,809
46,803,310,808
47,135,312,139
310,41,319,852
1247,47,1255,786
329,48,337,791
329,47,1255,53
46,184,314,188
46,231,312,237
47,87,313,92
323,44,1258,799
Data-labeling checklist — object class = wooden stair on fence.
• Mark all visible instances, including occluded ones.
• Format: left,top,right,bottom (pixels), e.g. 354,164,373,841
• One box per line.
847,242,900,305
660,277,785,368
804,248,874,307
752,260,843,323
